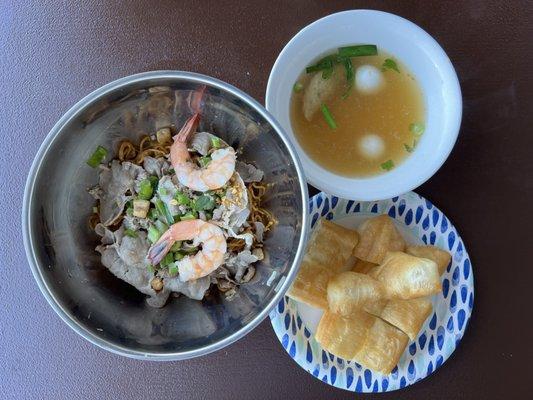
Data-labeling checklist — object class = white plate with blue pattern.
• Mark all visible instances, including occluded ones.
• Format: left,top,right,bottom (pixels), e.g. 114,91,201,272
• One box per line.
270,192,474,392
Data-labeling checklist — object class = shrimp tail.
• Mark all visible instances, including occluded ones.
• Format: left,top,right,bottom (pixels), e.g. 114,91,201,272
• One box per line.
147,230,175,266
188,85,206,114
175,113,201,144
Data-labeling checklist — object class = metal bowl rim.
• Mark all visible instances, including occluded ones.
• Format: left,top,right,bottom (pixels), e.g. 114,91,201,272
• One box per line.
22,70,309,361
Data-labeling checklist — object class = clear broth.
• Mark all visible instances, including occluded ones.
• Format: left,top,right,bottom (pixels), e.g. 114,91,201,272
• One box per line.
290,53,425,177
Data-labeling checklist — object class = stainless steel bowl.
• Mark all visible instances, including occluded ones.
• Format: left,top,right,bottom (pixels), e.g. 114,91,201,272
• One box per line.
22,71,308,360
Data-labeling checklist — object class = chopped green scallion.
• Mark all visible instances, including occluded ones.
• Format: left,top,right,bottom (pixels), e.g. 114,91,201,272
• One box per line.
337,44,377,58
409,122,425,137
198,156,211,168
180,212,197,220
174,252,185,261
160,253,174,267
380,160,395,171
210,136,222,149
321,67,334,80
148,176,159,191
382,58,400,73
86,146,108,168
155,199,174,225
174,191,190,205
147,225,161,243
154,219,168,234
159,187,168,196
193,195,215,211
138,179,153,200
293,82,304,93
170,241,182,252
320,103,337,130
168,263,179,276
124,229,137,238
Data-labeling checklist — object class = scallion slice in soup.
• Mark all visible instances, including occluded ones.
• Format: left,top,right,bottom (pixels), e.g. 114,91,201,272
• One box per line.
321,103,337,130
338,44,377,58
380,159,395,171
86,146,108,168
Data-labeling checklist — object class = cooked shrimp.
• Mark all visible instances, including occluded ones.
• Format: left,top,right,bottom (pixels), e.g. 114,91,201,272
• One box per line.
170,113,236,192
146,219,227,282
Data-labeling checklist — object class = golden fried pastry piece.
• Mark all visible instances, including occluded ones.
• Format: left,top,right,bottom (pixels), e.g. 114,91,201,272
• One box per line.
353,215,406,264
365,297,433,340
354,317,409,374
406,245,452,275
315,309,374,360
369,252,441,299
351,258,377,274
327,272,386,316
287,219,359,309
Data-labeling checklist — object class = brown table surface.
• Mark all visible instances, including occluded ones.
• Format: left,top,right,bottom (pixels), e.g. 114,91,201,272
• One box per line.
1,1,531,398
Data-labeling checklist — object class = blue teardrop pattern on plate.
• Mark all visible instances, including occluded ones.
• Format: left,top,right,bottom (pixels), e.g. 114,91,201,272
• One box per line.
316,195,323,208
312,366,319,377
346,200,354,213
454,241,464,262
372,380,379,392
329,353,335,362
447,316,454,332
442,278,449,298
436,355,444,369
432,209,439,227
463,258,471,280
448,231,456,250
415,206,423,223
326,212,334,220
364,369,372,388
356,377,363,392
427,361,434,375
321,198,330,216
284,314,290,330
398,199,406,216
430,231,436,245
277,299,284,314
331,196,338,209
289,341,296,357
429,312,437,329
354,202,361,213
428,335,435,355
311,213,319,228
388,206,396,218
303,327,311,338
461,285,468,303
422,215,430,230
382,378,389,391
390,366,399,379
400,377,407,389
409,342,416,355
418,332,427,350
392,196,399,202
450,290,457,312
458,309,466,331
452,266,460,286
322,350,328,365
437,326,445,350
330,366,337,385
441,215,448,233
346,367,354,388
297,315,303,330
408,360,416,381
281,333,289,349
425,198,433,209
371,203,378,213
322,374,328,383
422,234,428,244
405,209,413,225
354,362,362,371
306,343,313,363
337,358,344,369
469,293,474,310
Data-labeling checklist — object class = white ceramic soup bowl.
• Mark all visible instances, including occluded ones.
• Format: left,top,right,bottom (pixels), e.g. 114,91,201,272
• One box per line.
266,10,462,200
